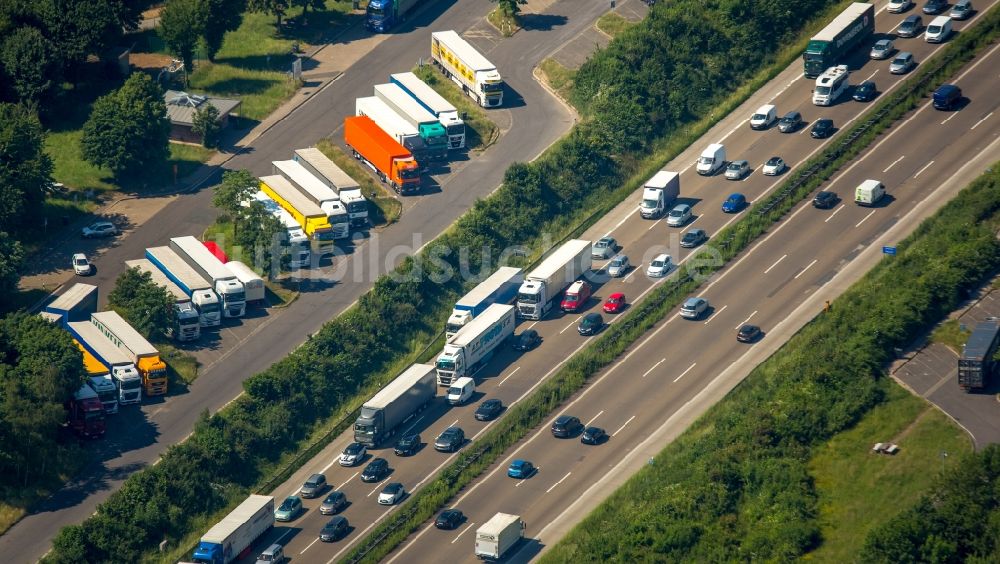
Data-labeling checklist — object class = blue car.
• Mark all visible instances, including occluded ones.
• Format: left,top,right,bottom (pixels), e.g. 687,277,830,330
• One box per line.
508,459,535,479
722,193,747,213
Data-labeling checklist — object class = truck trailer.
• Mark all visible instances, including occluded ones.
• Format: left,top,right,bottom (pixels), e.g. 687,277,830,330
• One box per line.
803,2,875,78
344,115,421,194
639,170,681,219
66,383,106,438
373,83,448,160
356,96,431,164
44,283,98,323
959,320,1000,391
67,321,142,405
365,0,420,32
224,261,265,304
354,363,436,446
170,236,247,319
124,259,202,341
475,513,525,561
246,190,312,269
431,30,503,108
447,266,524,338
91,310,168,397
516,240,593,320
293,147,369,228
271,159,350,239
436,304,516,386
145,246,222,327
190,494,274,564
390,71,466,149
260,175,338,257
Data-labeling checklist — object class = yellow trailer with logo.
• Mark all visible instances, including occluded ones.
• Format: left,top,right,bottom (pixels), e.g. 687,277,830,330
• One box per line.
430,30,503,108
260,175,336,255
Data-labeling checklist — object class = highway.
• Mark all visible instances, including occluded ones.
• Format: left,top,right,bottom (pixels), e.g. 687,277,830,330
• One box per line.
0,0,610,561
242,2,1000,563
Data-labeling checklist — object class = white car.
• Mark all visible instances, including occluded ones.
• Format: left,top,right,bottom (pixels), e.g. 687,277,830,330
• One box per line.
72,253,92,276
646,254,673,278
666,204,691,227
338,442,367,466
762,157,786,176
377,483,405,505
81,221,118,239
887,0,912,12
606,254,630,277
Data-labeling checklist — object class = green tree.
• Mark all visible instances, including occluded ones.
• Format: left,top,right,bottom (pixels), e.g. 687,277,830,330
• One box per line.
0,232,24,298
236,201,285,276
247,0,288,28
34,0,127,75
192,103,221,148
201,0,246,61
212,169,257,234
490,0,527,17
81,73,170,181
107,266,177,341
159,0,204,75
0,26,62,104
0,103,53,232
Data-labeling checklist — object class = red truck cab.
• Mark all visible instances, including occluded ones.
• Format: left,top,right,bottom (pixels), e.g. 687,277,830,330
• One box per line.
561,280,592,313
66,384,106,438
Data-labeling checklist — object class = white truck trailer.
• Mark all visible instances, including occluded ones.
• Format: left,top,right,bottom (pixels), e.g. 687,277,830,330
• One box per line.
170,236,246,319
189,494,274,564
145,246,222,327
271,159,350,239
390,71,466,149
446,266,524,338
293,147,369,228
44,283,98,323
356,95,430,164
516,240,593,320
125,259,202,341
436,304,516,386
430,30,503,108
475,513,525,561
373,82,448,160
639,170,681,219
353,363,437,446
67,321,143,405
224,261,265,304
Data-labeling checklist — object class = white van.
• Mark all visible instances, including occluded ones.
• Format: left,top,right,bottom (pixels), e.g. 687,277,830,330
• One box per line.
749,104,777,130
447,376,475,405
696,143,726,175
854,179,885,206
256,544,286,564
925,16,953,43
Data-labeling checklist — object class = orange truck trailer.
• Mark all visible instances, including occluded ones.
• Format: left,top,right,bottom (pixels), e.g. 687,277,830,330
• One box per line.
344,115,421,194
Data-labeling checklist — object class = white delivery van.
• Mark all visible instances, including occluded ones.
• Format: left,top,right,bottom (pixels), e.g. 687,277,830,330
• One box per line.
447,376,475,405
696,143,726,175
854,179,885,206
749,104,777,130
925,16,953,43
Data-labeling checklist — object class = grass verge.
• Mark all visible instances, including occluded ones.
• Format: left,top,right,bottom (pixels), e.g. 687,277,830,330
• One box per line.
487,7,518,37
412,66,500,153
932,318,973,353
596,12,636,37
537,59,577,105
315,139,402,225
159,344,200,387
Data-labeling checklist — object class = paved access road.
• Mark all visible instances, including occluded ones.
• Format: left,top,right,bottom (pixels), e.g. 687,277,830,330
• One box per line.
245,2,1000,562
0,0,613,561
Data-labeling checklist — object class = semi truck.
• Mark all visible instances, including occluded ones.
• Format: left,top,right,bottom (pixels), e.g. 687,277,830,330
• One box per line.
44,283,98,323
224,261,265,304
516,240,593,320
260,175,338,257
959,320,1000,391
66,383,106,438
373,83,448,160
390,71,466,149
170,236,247,319
190,494,274,564
271,159,350,239
639,170,680,219
71,337,118,414
356,95,431,164
431,30,503,108
246,190,312,269
803,2,875,78
365,0,419,32
475,513,525,561
353,363,436,446
436,304,516,386
293,147,369,228
145,246,223,327
344,115,421,194
67,321,143,405
91,310,168,397
124,259,202,341
446,266,524,338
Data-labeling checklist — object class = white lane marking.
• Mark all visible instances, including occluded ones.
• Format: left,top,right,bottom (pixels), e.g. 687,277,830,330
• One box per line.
764,254,787,274
882,155,905,173
794,259,818,280
648,219,663,231
301,538,320,554
546,472,573,494
971,112,993,130
367,477,391,497
514,477,527,488
673,363,697,383
448,419,459,428
402,416,423,435
587,410,605,426
913,160,935,178
498,366,520,386
612,416,636,437
641,359,666,378
736,310,758,330
825,204,845,223
865,69,879,81
337,472,359,489
940,112,960,125
527,321,539,330
559,319,578,334
855,209,876,228
452,522,475,544
705,304,727,324
623,264,642,282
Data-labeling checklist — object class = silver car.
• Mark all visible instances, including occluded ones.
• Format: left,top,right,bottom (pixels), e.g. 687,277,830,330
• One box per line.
666,204,692,227
680,297,709,319
890,52,916,74
607,254,630,277
591,236,618,259
725,160,750,180
870,39,894,60
887,0,912,12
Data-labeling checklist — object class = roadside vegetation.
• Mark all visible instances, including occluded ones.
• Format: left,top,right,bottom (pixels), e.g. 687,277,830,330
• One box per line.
536,59,576,106
932,318,973,353
412,65,500,153
486,0,523,37
595,11,636,37
315,139,403,225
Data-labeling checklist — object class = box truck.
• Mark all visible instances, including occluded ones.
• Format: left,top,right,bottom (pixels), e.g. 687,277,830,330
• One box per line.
356,96,431,164
365,0,420,32
44,283,98,323
246,190,312,269
344,115,421,194
225,261,265,304
803,2,875,78
373,83,448,160
390,71,466,149
516,240,593,320
447,266,524,338
190,495,274,564
169,236,246,319
436,304,516,386
259,176,338,257
124,259,202,341
431,30,503,108
475,513,525,560
66,383,106,438
959,320,1000,391
67,321,142,405
293,147,369,228
91,310,168,397
271,159,350,239
639,171,680,219
146,247,222,327
353,363,436,446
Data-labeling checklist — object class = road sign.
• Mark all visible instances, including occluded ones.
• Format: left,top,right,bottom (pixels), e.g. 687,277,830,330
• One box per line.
882,246,897,255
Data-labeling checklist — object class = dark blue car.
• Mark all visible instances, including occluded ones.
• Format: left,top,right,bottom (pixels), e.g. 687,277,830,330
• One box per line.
722,193,747,213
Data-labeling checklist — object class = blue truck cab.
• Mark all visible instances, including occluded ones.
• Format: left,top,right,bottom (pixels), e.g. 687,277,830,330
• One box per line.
366,0,419,32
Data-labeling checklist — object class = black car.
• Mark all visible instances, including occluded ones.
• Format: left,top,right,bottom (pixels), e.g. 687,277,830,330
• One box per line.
853,81,877,102
680,228,707,248
394,433,420,456
474,398,504,421
811,118,834,139
434,427,465,452
551,415,584,438
511,329,542,351
923,0,947,14
435,509,465,530
360,458,390,482
898,14,923,37
777,110,803,133
812,191,839,209
737,324,763,343
578,313,603,336
319,516,349,542
581,426,608,445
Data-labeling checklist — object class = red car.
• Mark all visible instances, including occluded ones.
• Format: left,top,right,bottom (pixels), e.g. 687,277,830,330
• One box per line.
561,280,592,312
603,292,626,313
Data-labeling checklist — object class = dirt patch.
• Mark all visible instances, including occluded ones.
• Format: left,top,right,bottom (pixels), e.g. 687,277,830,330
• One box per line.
131,52,174,71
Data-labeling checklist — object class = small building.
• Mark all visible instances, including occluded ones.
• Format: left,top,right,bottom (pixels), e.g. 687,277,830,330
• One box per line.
164,90,242,143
